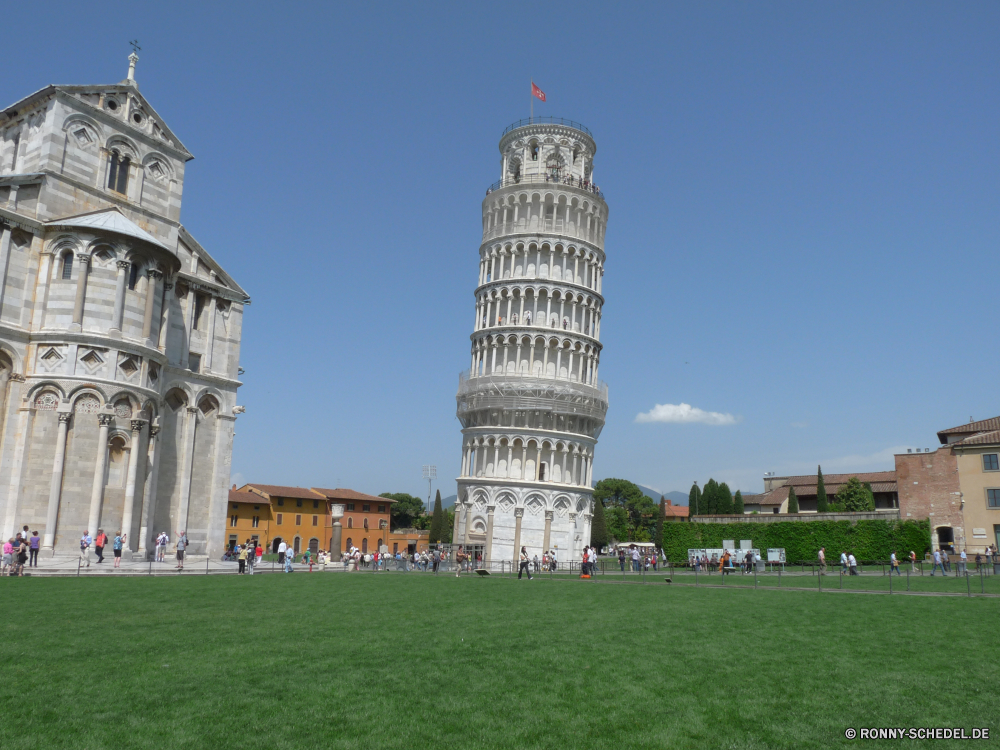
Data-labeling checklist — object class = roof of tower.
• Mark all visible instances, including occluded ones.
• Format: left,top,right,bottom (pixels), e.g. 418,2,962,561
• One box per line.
498,116,597,154
45,207,170,250
2,81,192,161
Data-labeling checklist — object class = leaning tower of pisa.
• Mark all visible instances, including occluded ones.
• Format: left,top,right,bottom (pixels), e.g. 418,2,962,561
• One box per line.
453,117,609,566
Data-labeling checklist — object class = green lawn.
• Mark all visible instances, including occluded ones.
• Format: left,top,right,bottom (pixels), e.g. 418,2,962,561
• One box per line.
1,574,997,749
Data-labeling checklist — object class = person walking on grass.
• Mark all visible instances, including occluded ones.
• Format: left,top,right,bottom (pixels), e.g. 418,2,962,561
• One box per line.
112,532,126,569
284,549,294,573
909,550,917,573
94,529,108,564
277,540,287,567
175,531,188,570
840,551,848,574
518,546,532,580
29,531,40,568
848,553,858,576
818,547,826,575
942,548,951,573
80,530,92,568
618,548,626,572
931,548,946,576
890,551,900,576
959,548,967,575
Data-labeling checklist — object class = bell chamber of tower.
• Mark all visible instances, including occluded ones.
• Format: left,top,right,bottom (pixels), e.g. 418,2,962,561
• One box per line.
453,117,610,566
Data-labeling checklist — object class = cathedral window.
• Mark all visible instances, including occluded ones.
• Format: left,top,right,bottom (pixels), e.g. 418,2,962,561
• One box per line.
61,252,73,280
188,353,201,373
107,150,130,195
128,263,138,290
193,294,205,329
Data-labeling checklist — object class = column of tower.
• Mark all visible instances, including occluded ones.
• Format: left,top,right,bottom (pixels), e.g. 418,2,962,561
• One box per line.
454,117,610,567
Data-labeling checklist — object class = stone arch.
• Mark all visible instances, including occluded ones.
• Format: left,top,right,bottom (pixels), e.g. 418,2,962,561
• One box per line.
163,386,189,412
197,394,220,416
29,383,65,408
105,135,139,161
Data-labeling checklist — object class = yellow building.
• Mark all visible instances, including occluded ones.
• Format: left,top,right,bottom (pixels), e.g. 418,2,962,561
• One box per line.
936,417,1000,553
225,487,273,551
239,484,330,555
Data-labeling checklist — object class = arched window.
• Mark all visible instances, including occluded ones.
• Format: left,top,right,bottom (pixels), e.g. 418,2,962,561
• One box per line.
345,537,352,550
108,150,130,194
293,537,301,554
347,517,353,529
308,538,319,554
362,538,368,553
128,263,138,290
61,252,73,280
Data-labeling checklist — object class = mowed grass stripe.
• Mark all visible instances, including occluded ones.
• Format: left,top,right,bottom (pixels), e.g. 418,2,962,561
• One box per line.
0,575,995,750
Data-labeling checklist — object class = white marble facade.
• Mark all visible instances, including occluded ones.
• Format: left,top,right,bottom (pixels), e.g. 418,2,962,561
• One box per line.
454,119,609,563
0,55,249,557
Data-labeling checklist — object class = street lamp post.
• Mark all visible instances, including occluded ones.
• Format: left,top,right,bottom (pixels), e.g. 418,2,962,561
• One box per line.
422,465,437,517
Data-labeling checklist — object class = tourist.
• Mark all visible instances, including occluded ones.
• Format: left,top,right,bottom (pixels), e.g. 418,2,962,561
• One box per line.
818,547,826,575
94,529,108,563
518,546,532,579
631,546,640,572
303,548,313,571
255,541,263,568
909,550,917,573
890,551,900,576
432,548,441,574
549,550,557,571
931,548,946,576
80,530,92,568
533,554,540,573
156,532,168,562
284,549,294,573
28,531,40,568
175,530,188,570
277,540,287,566
14,537,27,576
237,543,248,574
112,531,126,569
618,548,626,571
2,538,12,575
975,552,982,571
848,553,858,576
840,551,848,574
959,548,968,575
942,548,951,572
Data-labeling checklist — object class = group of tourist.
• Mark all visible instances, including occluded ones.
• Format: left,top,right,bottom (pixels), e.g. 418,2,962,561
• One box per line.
617,546,659,572
3,525,40,576
486,172,602,197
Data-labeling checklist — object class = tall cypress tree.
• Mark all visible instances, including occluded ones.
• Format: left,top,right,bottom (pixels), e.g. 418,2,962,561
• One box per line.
863,482,876,512
816,466,829,513
734,489,744,514
689,483,702,516
717,482,734,514
787,486,799,514
429,489,444,543
703,479,719,514
591,497,609,551
655,496,666,550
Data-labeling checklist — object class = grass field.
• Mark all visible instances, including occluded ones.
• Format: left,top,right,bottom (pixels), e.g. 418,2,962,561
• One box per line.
1,574,997,749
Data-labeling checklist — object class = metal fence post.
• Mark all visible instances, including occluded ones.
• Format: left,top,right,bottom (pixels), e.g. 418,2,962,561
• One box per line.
778,567,781,587
981,567,984,594
967,571,971,597
754,565,757,589
695,566,698,587
906,569,910,592
206,555,210,575
888,566,892,595
840,569,843,589
77,557,81,577
149,556,152,576
819,567,822,592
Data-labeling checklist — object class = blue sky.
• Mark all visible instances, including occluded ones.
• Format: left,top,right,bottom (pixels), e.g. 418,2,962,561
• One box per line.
9,2,998,499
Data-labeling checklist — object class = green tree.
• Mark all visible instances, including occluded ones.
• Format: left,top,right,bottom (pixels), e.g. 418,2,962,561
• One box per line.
441,508,455,543
863,482,876,512
717,483,734,514
625,494,659,539
733,489,744,515
836,477,874,512
816,466,829,513
428,490,444,543
702,479,719,514
655,496,666,550
689,483,702,515
591,497,609,551
593,478,646,509
380,492,424,530
787,486,799,514
605,506,629,543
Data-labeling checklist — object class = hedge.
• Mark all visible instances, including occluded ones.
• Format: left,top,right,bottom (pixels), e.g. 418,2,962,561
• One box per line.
661,519,930,563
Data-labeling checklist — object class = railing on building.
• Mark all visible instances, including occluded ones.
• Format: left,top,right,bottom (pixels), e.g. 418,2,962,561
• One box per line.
486,173,605,201
456,371,609,424
501,117,594,139
481,218,605,247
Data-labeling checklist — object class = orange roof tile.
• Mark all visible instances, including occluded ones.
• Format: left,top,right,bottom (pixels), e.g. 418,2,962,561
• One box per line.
242,484,326,501
311,488,395,504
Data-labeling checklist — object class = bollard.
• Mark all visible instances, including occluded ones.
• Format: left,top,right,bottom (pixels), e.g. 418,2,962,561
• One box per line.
907,569,910,592
149,556,152,576
981,567,985,595
889,566,892,594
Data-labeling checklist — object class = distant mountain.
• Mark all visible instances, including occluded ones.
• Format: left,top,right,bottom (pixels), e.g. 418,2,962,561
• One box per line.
441,494,457,509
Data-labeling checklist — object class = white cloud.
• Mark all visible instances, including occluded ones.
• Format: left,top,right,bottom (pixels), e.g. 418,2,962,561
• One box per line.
635,403,738,426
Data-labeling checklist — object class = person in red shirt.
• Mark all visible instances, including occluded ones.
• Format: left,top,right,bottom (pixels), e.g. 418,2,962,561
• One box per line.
94,529,108,563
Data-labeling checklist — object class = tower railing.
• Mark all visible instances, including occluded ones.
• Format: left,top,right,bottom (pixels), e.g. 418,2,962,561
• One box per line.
502,117,594,138
458,370,608,403
486,173,605,201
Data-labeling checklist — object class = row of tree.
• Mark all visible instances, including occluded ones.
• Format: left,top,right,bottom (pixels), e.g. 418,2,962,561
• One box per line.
688,480,744,515
787,467,876,513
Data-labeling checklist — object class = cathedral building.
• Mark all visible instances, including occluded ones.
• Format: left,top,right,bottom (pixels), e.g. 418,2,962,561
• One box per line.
453,117,609,563
0,54,249,557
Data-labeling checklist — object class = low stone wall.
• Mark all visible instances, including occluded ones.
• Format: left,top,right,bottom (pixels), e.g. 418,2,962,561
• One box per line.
692,510,900,524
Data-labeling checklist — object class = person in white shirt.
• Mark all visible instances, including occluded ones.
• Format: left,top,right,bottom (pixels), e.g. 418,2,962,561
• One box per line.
840,551,848,574
818,547,826,575
156,532,168,562
277,540,287,566
959,549,968,575
890,551,900,576
847,553,858,576
931,548,946,576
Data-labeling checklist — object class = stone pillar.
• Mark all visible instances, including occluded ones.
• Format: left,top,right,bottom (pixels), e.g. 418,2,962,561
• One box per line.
30,247,52,332
331,521,342,554
2,397,33,540
137,424,160,556
142,269,161,341
158,282,173,354
176,406,198,535
543,510,553,552
71,254,90,328
512,507,523,562
184,289,196,365
0,225,11,313
567,512,577,561
583,512,593,550
87,414,113,535
42,411,72,549
462,502,472,549
120,419,145,549
451,500,462,544
110,260,130,333
484,505,495,564
203,295,217,372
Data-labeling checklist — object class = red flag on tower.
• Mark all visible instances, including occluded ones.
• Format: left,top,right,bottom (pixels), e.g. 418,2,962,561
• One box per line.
531,82,546,102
